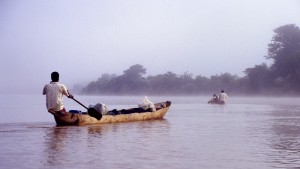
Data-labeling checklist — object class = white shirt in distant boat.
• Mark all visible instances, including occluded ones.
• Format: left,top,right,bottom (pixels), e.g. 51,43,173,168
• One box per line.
219,92,228,102
43,82,69,111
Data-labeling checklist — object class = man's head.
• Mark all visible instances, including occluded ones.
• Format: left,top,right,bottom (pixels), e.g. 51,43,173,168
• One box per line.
51,72,59,82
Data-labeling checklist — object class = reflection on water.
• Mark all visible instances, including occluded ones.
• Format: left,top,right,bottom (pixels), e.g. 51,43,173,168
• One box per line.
41,120,170,169
1,96,300,169
43,127,68,167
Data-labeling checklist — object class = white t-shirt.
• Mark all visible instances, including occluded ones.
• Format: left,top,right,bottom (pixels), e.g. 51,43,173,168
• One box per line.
43,82,69,111
219,92,228,102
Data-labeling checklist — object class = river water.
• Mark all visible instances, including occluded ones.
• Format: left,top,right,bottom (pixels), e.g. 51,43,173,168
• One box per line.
0,95,300,169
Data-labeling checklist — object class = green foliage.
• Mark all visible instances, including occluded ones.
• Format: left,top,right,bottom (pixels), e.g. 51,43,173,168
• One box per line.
266,24,300,93
244,63,270,93
81,24,300,95
123,64,146,78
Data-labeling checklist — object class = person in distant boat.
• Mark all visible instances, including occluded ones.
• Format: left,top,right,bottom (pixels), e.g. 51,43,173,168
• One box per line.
208,94,219,103
218,90,228,104
43,72,73,114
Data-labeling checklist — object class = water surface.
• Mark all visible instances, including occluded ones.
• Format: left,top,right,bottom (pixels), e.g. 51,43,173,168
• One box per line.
0,95,300,169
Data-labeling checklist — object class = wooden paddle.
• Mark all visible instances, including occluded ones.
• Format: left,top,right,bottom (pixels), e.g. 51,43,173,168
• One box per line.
72,98,102,120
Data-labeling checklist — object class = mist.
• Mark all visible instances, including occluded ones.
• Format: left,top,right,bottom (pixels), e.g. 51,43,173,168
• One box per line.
0,0,299,94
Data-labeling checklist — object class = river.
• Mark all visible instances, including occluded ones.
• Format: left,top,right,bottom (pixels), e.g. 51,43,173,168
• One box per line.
0,95,300,169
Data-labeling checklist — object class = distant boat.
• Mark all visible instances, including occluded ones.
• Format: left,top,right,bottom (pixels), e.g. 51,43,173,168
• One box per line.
208,99,225,105
50,101,171,126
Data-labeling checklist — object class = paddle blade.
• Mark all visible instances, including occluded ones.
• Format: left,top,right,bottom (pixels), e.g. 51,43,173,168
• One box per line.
88,108,102,120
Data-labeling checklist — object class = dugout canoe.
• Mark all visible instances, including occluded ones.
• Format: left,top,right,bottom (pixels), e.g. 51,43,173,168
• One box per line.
50,101,171,126
208,99,225,105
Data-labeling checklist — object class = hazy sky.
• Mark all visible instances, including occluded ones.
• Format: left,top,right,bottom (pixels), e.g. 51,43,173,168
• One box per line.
0,0,299,94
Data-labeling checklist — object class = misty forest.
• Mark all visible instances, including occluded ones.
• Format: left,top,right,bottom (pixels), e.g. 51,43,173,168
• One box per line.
81,24,300,96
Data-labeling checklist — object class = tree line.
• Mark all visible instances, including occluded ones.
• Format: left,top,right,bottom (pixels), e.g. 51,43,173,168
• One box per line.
81,24,300,96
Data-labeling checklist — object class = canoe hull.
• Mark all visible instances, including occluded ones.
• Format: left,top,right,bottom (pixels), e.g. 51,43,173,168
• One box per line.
51,101,171,126
208,100,225,105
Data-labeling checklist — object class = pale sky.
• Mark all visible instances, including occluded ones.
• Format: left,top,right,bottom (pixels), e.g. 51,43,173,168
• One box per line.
0,0,299,94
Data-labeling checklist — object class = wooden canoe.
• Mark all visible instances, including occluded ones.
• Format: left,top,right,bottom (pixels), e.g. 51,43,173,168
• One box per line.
208,99,225,105
50,101,171,126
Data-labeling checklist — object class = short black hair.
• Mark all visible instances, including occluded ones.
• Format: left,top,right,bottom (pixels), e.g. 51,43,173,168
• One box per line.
51,72,59,82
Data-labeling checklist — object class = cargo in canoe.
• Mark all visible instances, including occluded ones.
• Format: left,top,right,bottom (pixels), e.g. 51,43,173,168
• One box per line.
49,101,171,126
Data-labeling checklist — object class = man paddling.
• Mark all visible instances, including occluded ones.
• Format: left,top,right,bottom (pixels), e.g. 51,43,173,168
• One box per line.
43,71,73,114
